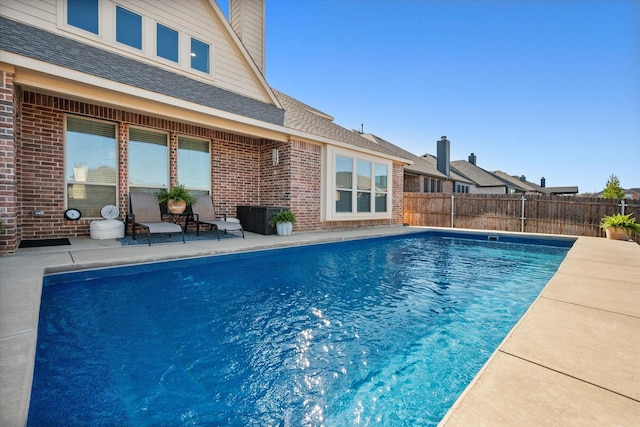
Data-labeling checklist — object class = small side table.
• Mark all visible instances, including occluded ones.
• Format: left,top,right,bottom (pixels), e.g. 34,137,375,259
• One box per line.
166,212,194,232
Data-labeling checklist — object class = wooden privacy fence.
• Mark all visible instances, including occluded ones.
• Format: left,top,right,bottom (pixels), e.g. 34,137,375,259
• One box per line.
403,193,640,242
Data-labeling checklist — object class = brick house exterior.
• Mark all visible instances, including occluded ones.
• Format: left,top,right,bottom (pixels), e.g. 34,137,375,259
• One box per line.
0,1,410,254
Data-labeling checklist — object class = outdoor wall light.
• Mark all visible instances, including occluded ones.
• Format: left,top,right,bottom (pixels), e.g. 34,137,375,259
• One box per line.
272,148,279,166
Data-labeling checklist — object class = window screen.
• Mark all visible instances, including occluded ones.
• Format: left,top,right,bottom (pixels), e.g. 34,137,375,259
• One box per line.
128,128,168,192
66,117,117,217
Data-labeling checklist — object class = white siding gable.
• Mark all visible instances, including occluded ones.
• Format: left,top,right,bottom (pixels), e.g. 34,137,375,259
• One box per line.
1,0,273,103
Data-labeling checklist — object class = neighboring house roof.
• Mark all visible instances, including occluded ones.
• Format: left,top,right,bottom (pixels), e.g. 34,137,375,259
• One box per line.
492,171,541,193
0,16,285,125
272,91,411,162
359,134,474,184
545,186,579,195
421,154,473,183
450,160,506,188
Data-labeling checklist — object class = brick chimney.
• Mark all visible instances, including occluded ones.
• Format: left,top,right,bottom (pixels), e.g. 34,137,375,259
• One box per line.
437,136,450,177
229,0,266,74
468,152,476,165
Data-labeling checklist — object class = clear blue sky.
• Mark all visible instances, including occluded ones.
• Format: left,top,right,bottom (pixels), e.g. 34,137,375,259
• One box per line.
222,0,639,193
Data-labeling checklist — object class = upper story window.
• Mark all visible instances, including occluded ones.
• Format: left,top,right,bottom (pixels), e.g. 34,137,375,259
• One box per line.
116,6,142,50
67,0,99,34
157,23,179,63
190,38,210,74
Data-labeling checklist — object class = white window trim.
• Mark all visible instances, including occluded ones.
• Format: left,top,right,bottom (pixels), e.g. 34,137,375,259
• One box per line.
127,126,170,191
64,114,119,214
57,0,215,81
57,0,107,41
113,4,143,52
325,146,392,222
177,135,211,194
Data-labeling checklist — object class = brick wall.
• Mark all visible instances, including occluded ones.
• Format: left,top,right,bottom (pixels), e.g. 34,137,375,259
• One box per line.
404,174,421,192
9,89,267,250
0,71,17,253
1,86,409,252
392,162,404,225
289,139,322,232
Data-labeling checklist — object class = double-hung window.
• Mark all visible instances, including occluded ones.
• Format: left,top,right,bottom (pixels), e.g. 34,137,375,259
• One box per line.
65,117,117,217
178,137,210,195
336,156,353,213
116,6,142,50
375,163,388,211
334,154,389,215
128,128,168,193
67,0,99,34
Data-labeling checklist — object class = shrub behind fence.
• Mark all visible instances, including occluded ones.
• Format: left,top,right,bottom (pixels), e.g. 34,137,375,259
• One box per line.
403,193,640,243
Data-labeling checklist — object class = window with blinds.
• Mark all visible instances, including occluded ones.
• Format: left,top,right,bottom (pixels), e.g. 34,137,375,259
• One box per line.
178,137,210,194
128,128,168,193
65,116,117,217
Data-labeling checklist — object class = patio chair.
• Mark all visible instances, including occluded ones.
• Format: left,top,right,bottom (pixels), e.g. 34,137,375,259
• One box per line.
192,195,245,240
129,192,185,246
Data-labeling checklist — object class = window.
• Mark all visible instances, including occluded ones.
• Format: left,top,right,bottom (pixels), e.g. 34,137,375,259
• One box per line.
426,177,443,193
357,160,371,213
128,128,168,193
65,117,117,217
456,184,469,193
178,137,210,195
157,23,179,63
375,164,388,212
334,154,389,215
67,0,99,34
191,38,210,73
116,6,142,49
335,156,353,213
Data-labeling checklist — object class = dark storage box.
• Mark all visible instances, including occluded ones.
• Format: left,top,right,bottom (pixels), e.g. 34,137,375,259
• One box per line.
237,206,286,235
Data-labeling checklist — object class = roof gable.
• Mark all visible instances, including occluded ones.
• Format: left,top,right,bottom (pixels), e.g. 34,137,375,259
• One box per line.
1,0,280,108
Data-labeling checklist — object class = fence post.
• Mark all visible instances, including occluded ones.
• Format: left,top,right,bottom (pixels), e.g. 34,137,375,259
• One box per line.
619,199,626,215
521,195,526,232
451,194,455,228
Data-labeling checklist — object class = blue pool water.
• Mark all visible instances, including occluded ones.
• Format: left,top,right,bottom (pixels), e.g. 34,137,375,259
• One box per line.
29,232,571,426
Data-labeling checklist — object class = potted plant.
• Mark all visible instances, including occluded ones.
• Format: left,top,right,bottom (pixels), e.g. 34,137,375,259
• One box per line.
599,213,640,241
157,184,196,214
268,209,296,236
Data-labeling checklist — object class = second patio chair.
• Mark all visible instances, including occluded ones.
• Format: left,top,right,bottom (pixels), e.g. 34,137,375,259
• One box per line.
192,195,245,240
129,192,185,246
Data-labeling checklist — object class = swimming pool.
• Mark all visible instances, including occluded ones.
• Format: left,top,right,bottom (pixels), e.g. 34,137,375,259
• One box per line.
29,232,571,426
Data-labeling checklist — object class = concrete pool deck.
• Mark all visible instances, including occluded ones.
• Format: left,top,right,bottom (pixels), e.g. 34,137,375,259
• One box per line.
1,226,638,426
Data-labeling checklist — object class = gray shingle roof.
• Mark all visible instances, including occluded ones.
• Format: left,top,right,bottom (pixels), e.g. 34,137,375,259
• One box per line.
492,171,538,192
450,160,506,187
0,16,284,125
272,90,411,160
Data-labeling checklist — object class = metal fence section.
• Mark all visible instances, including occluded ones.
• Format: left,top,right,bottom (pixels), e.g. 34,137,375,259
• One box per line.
403,193,640,242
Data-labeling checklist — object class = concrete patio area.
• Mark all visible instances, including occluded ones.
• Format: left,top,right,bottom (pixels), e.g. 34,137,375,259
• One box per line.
1,226,638,426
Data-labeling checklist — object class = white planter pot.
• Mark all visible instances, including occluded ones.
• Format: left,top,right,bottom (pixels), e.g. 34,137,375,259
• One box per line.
276,221,293,236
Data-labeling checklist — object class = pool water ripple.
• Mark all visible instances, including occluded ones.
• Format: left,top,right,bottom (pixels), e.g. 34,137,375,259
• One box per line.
29,234,569,426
